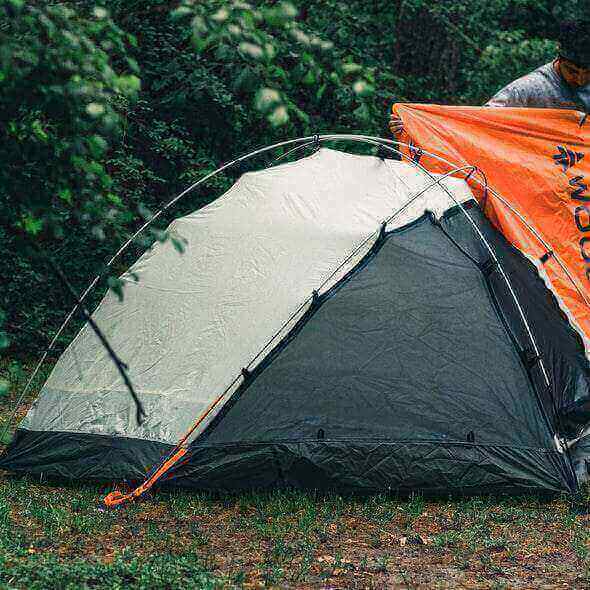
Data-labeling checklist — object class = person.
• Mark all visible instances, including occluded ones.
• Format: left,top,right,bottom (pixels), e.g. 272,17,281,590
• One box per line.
388,19,590,136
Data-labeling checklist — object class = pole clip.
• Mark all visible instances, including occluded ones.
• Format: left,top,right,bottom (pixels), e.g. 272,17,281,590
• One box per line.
377,144,390,160
312,134,320,153
521,349,541,370
478,258,496,277
540,250,554,265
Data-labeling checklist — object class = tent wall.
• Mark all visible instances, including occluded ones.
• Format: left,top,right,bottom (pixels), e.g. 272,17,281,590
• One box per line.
1,149,587,495
172,207,576,495
15,149,474,446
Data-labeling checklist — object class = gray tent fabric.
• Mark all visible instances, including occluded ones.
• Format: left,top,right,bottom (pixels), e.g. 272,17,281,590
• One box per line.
2,148,589,496
203,215,551,450
179,206,579,495
14,149,474,446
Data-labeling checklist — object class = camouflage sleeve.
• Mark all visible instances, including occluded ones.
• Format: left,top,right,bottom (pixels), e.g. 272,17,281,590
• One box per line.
485,82,530,107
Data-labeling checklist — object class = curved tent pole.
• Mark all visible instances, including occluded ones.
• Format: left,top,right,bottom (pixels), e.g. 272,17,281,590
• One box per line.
4,134,584,445
267,140,317,167
103,161,480,506
390,139,590,311
0,136,317,442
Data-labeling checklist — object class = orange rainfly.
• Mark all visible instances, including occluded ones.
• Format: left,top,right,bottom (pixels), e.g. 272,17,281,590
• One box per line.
392,103,590,352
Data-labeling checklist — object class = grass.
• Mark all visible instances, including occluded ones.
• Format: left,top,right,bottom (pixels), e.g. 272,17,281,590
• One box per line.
0,357,590,588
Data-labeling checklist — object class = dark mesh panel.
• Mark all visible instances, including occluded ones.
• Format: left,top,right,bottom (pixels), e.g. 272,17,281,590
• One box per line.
204,215,553,450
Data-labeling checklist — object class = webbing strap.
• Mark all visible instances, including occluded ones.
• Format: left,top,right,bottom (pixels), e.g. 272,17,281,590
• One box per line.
103,388,229,507
540,250,554,264
103,447,188,507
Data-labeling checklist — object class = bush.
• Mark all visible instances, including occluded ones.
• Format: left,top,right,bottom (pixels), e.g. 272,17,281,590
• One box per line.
1,0,561,355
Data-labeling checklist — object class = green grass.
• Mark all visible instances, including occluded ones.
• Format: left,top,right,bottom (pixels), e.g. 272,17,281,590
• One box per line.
1,357,590,588
0,552,225,590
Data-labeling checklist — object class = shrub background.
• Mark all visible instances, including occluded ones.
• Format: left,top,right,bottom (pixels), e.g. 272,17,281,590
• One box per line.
1,0,564,355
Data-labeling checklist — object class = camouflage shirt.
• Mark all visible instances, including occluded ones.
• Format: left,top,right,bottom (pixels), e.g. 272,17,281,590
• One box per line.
486,61,590,113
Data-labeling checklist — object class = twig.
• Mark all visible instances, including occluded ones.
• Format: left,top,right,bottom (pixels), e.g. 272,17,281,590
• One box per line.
34,245,146,425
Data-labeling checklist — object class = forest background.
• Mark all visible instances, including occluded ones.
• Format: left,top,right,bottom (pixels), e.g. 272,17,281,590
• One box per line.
2,3,590,587
0,0,572,371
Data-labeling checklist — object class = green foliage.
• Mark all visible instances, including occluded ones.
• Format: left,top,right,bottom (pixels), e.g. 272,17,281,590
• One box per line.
0,1,140,355
172,0,376,128
469,32,558,100
0,551,225,589
0,1,139,241
0,0,563,357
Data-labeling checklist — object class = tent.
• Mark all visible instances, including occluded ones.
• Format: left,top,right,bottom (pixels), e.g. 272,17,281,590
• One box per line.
392,104,590,353
2,147,590,498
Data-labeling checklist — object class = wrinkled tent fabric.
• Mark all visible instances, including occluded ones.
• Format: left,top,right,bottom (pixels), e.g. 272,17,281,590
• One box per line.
1,148,589,495
10,149,475,446
392,104,590,355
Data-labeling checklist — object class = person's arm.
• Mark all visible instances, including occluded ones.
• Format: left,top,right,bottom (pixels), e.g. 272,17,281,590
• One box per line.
485,92,512,107
485,79,532,107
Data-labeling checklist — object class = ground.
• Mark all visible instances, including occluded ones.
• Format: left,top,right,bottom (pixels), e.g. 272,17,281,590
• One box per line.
0,358,589,589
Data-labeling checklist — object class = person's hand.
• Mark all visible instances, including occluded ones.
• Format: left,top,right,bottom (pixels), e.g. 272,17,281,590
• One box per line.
389,113,404,136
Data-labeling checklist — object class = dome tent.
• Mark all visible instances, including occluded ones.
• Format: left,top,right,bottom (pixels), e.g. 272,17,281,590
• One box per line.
2,142,590,500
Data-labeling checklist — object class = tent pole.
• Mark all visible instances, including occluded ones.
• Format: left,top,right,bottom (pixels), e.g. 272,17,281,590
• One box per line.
4,134,585,451
101,161,483,506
